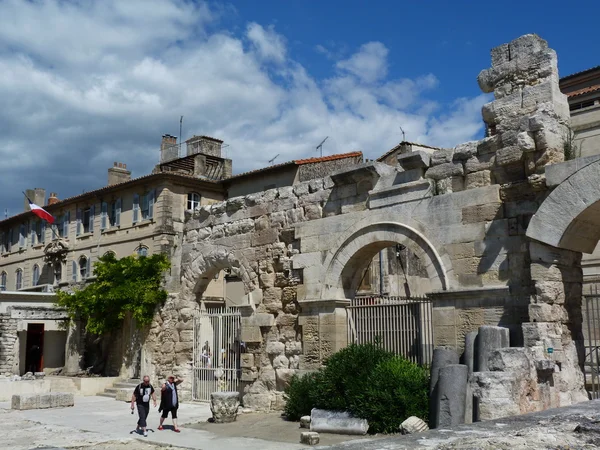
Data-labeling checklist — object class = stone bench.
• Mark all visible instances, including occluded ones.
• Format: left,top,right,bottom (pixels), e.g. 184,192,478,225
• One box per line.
11,392,74,410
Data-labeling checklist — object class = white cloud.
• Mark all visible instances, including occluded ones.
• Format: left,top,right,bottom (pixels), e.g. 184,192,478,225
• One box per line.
0,0,488,216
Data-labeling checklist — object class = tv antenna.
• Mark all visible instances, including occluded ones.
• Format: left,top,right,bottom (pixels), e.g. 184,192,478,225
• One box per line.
268,154,280,165
316,136,329,157
399,126,406,142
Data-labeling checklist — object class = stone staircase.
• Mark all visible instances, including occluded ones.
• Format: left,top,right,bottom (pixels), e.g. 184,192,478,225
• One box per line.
98,378,141,400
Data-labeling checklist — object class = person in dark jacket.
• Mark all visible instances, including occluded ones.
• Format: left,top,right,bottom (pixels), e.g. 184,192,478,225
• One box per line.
130,376,157,437
158,375,183,432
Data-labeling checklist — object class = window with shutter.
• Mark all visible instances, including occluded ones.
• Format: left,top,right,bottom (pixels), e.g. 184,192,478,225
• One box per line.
89,205,95,233
0,271,6,291
40,221,46,244
141,193,150,220
7,229,12,252
16,269,23,290
63,211,70,238
79,256,88,279
101,202,108,230
19,224,25,248
76,209,82,235
54,263,62,284
115,198,121,227
87,257,92,278
72,261,77,281
30,221,35,247
0,232,5,253
147,190,155,220
133,194,139,224
33,264,40,286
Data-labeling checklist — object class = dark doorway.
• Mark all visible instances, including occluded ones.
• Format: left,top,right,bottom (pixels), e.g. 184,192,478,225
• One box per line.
25,323,44,374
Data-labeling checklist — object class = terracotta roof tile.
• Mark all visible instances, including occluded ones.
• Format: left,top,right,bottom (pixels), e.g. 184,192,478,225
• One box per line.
560,66,600,82
567,84,600,99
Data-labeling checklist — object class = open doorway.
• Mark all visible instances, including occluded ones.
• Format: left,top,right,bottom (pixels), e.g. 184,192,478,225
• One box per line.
25,323,44,374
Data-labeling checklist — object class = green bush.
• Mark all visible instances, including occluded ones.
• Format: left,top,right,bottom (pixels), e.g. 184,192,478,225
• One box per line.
349,357,430,434
284,343,430,433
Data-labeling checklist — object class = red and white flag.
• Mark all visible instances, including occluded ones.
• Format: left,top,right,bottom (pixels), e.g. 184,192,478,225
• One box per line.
28,199,54,224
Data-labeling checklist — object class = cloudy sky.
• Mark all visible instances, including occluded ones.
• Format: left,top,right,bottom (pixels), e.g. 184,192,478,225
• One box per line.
0,0,598,217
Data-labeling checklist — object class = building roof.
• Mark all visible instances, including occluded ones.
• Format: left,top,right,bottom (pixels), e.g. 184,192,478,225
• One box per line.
224,151,363,182
567,84,600,99
0,172,223,227
185,135,224,144
560,65,600,82
377,141,444,162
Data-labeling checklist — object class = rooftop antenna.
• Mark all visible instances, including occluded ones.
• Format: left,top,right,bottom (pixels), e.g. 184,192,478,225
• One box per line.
399,126,406,142
4,209,7,219
316,136,329,157
268,154,280,165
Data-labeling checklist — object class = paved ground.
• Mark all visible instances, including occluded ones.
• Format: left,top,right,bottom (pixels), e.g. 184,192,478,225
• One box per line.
190,411,386,447
1,396,307,450
320,399,600,449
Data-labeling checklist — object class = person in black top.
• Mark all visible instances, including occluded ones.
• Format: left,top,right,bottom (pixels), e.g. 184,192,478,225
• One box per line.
130,375,157,437
158,375,183,432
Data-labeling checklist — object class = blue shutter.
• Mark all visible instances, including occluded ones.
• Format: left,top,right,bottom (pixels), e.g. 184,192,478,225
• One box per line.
64,211,70,238
76,209,82,235
89,205,95,233
115,198,121,227
132,194,139,224
148,190,155,220
72,261,77,281
101,202,108,230
40,221,46,244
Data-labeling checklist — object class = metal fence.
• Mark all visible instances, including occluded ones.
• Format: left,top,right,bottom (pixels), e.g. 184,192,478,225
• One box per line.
192,307,241,402
583,285,600,399
347,296,433,366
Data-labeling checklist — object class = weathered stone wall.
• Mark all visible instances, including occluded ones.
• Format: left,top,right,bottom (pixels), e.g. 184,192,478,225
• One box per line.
0,313,18,375
297,155,364,182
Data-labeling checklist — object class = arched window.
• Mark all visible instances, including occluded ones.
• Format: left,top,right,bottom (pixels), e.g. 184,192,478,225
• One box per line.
137,246,148,257
32,264,40,286
187,192,201,211
103,251,116,258
0,271,6,291
79,256,88,280
16,269,23,290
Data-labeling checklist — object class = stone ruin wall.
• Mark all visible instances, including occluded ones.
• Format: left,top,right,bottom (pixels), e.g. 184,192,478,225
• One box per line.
141,34,588,415
0,313,18,375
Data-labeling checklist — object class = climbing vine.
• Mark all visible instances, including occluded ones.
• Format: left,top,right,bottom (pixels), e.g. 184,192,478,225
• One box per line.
55,253,170,335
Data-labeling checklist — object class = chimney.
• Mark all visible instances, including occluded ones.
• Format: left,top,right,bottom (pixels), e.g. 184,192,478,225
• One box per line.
108,162,132,186
160,134,179,163
185,135,223,158
24,188,46,212
47,193,59,206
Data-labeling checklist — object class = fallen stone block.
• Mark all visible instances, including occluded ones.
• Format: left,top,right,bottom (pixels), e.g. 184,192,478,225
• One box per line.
300,415,311,428
400,416,429,434
310,409,368,435
11,392,74,410
300,431,320,445
115,388,132,402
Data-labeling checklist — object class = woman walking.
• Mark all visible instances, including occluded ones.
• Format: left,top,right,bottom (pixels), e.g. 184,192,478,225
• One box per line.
158,375,183,432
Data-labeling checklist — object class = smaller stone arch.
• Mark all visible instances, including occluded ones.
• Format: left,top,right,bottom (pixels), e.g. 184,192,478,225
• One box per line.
527,159,600,253
320,221,451,300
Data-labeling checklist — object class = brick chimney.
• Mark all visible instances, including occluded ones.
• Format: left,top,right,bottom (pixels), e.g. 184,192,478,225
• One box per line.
47,193,59,206
160,134,179,163
108,162,132,186
24,188,46,212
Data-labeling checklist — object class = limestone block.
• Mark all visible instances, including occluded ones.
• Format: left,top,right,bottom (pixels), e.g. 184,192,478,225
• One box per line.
518,131,536,152
471,372,520,421
453,141,478,160
432,148,454,165
273,355,290,370
300,415,311,428
241,326,262,343
210,391,240,423
115,388,132,402
465,170,492,189
487,348,533,377
244,313,276,328
495,146,523,166
242,393,273,412
475,325,510,372
300,431,320,445
528,303,568,322
241,368,258,382
462,203,503,224
50,392,75,408
394,168,425,185
12,393,74,410
425,162,464,180
266,341,285,356
303,204,322,220
276,368,296,391
310,409,369,435
400,416,429,434
241,353,255,369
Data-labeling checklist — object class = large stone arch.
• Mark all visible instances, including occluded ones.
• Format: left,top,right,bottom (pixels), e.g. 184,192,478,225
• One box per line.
320,220,451,300
527,159,600,253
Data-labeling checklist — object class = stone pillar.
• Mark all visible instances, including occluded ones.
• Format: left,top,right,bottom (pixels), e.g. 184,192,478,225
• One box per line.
436,364,468,428
429,347,459,428
463,331,478,424
475,325,510,372
63,320,84,375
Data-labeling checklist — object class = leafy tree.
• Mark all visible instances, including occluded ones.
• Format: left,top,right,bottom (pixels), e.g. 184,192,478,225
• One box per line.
55,253,170,335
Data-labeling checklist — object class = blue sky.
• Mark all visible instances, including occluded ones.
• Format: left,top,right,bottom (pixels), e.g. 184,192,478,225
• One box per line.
0,0,598,217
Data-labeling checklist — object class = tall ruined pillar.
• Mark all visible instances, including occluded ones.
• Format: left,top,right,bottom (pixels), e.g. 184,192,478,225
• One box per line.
474,34,587,412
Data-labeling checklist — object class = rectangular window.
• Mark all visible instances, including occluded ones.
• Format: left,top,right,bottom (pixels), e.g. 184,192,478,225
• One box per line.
132,194,140,224
82,208,91,233
101,202,108,230
19,224,26,248
35,221,43,245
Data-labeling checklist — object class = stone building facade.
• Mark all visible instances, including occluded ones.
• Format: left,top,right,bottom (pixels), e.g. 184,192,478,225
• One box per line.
140,34,594,419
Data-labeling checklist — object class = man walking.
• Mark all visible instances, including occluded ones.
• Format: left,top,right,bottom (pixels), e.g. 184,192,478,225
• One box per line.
130,376,157,437
158,375,183,432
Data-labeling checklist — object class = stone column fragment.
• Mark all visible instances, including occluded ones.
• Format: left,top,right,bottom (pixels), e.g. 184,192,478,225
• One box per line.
429,347,459,428
436,364,468,428
475,326,510,372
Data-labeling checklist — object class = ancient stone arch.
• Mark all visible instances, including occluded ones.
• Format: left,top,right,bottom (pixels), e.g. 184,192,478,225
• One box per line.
527,158,600,253
321,221,450,300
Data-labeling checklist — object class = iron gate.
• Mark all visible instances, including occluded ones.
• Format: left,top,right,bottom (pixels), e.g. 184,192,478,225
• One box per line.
192,307,241,402
347,296,433,366
584,285,600,399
